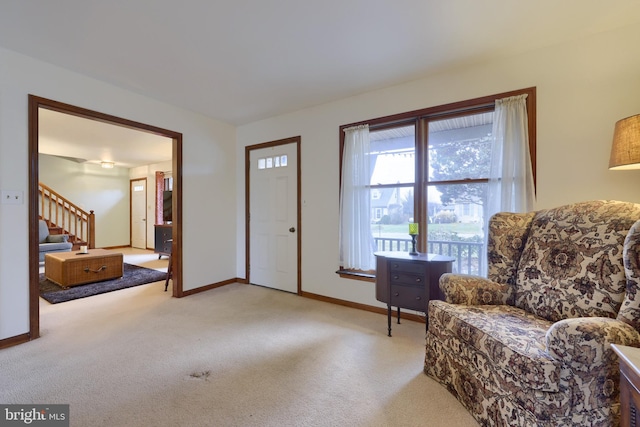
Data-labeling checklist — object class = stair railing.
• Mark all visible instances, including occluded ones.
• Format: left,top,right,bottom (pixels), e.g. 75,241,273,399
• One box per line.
38,183,95,248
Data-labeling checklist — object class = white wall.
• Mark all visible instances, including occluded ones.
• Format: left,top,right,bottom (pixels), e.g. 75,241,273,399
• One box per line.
39,154,131,248
236,23,640,308
4,23,640,343
0,47,237,340
39,155,173,250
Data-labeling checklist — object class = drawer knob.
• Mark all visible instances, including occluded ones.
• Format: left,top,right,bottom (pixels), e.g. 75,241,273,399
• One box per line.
415,278,422,283
394,292,399,297
392,264,399,268
416,296,422,300
393,275,399,280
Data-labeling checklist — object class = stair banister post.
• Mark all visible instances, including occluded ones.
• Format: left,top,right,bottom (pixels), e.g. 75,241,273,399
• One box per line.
89,210,95,249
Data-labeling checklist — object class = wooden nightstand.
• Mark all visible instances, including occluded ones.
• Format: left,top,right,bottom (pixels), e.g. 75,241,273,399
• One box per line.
374,251,454,337
612,344,640,427
154,224,172,258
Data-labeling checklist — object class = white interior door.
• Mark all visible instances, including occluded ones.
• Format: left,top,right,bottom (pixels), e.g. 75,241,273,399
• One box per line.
249,142,298,293
131,178,147,249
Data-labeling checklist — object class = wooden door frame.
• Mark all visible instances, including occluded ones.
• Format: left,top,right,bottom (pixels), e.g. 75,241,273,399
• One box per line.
28,95,184,340
129,177,148,249
245,136,301,293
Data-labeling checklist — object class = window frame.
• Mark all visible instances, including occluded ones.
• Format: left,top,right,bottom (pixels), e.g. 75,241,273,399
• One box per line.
337,87,536,280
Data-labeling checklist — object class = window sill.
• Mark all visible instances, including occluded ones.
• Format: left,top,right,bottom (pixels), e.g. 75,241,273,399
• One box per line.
336,270,375,283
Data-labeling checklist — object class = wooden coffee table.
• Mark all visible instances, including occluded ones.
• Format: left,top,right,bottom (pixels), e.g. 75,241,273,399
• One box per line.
44,249,124,288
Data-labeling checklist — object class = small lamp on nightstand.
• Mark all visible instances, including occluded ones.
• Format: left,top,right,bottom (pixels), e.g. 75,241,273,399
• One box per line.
609,114,640,170
408,223,419,255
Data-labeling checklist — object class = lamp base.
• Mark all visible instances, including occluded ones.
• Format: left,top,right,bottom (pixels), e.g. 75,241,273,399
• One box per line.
408,234,419,255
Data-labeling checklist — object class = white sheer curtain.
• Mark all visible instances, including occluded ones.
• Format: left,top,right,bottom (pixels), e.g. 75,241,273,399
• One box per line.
482,94,535,275
339,124,375,271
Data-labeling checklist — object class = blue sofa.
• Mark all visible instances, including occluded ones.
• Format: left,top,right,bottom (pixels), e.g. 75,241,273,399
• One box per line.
39,219,72,261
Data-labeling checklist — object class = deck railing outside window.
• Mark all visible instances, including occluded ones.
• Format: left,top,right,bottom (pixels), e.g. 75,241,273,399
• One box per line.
373,237,483,276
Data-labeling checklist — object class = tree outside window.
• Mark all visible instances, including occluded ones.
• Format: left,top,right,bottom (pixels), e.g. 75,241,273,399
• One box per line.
426,112,493,275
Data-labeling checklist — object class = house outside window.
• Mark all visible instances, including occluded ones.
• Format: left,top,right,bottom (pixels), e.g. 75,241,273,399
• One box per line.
369,125,415,253
338,88,536,278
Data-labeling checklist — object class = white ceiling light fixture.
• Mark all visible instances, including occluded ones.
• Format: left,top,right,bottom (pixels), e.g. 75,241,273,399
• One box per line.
101,161,115,169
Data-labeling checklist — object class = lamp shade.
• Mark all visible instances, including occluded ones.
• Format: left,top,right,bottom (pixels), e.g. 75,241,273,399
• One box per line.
408,223,419,235
609,114,640,170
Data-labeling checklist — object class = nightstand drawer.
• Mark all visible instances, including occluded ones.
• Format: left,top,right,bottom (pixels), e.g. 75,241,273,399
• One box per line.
390,272,425,287
154,225,172,255
389,261,424,275
390,284,426,312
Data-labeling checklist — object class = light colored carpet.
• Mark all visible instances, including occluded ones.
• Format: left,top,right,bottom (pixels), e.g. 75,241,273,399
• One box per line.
1,280,478,427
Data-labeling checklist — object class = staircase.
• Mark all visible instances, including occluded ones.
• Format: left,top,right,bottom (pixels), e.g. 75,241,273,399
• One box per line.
39,183,95,250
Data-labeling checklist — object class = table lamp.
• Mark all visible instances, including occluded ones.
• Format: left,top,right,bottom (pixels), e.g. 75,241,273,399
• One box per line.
408,223,419,255
609,114,640,170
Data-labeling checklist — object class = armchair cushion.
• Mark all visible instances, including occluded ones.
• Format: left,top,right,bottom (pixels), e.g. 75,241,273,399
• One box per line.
514,202,635,322
429,300,559,392
38,219,50,243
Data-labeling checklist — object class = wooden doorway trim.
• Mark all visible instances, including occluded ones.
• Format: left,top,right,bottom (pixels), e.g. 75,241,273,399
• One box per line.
28,95,184,340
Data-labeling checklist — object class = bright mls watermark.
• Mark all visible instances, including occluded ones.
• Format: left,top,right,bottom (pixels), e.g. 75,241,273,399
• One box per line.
0,405,69,426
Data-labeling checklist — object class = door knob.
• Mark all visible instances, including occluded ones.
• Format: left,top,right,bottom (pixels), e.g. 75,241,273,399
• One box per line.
289,227,296,233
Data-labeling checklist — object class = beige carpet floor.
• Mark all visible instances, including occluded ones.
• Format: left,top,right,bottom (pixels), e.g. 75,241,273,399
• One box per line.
1,278,478,427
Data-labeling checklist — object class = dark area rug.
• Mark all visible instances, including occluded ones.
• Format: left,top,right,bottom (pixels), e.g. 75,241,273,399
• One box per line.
40,263,167,304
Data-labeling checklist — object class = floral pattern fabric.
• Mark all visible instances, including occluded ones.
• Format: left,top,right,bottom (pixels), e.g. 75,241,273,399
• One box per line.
487,211,535,286
439,274,514,306
429,301,559,391
515,201,640,322
425,200,640,426
618,221,640,331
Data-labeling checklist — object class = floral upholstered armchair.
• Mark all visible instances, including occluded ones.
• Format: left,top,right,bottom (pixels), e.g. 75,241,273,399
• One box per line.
425,200,640,426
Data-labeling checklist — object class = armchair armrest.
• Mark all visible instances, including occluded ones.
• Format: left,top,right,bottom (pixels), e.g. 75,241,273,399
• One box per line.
439,273,514,305
545,317,640,369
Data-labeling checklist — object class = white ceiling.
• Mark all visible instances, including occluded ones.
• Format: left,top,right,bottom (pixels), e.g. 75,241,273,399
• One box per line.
38,109,172,169
2,1,640,166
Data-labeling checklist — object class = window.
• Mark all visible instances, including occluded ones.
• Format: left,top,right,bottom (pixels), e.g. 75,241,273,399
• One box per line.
258,155,288,170
426,112,493,275
164,176,173,191
338,88,536,279
370,124,416,253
